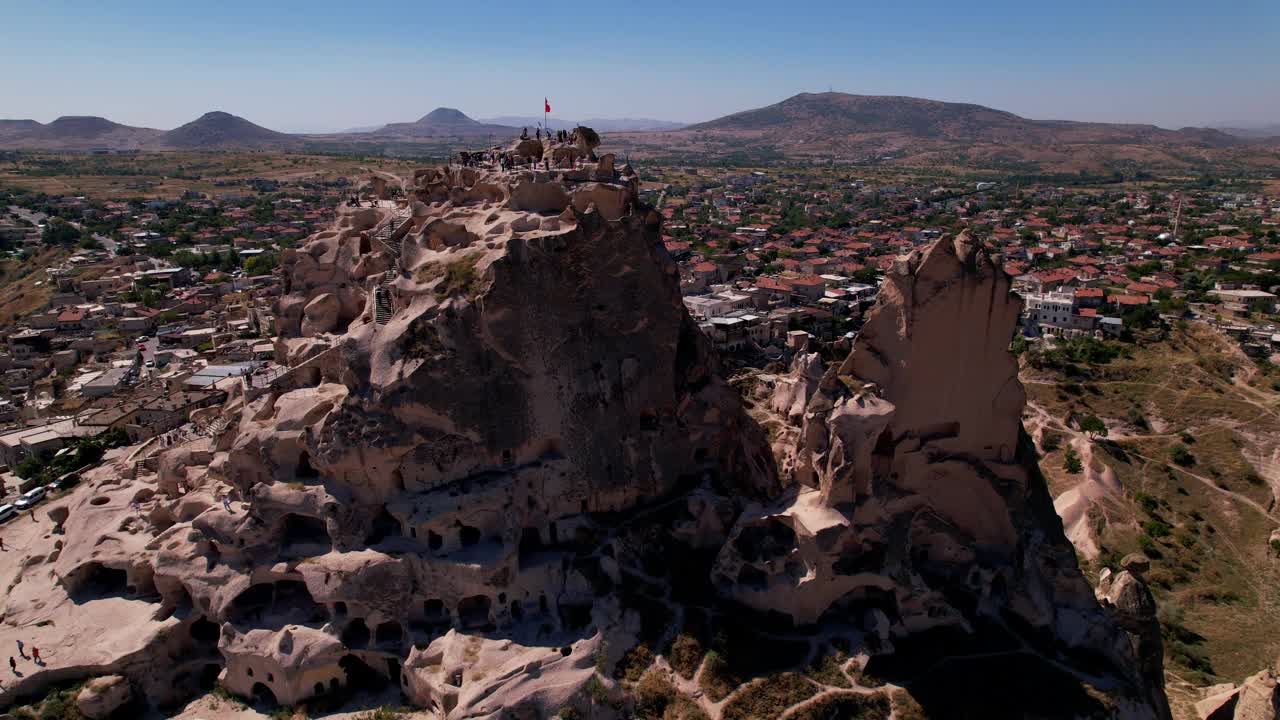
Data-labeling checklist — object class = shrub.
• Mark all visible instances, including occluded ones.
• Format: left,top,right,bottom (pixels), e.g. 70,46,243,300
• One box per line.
1170,444,1195,467
1138,535,1162,558
892,689,928,720
633,668,676,720
1040,432,1061,453
668,634,705,680
698,650,737,702
619,644,655,682
1064,448,1083,474
1142,518,1172,538
1134,491,1159,515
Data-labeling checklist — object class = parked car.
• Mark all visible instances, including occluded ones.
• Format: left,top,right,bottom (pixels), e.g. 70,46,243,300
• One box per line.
13,486,47,510
0,504,16,523
51,472,80,490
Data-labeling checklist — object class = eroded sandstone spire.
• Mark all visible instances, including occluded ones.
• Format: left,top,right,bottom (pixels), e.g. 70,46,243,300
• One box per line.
729,234,1171,718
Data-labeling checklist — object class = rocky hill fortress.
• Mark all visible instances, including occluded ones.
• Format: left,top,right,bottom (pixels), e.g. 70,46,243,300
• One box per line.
0,130,1170,719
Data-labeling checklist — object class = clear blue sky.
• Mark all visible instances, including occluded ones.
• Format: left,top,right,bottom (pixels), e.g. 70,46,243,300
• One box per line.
2,0,1276,132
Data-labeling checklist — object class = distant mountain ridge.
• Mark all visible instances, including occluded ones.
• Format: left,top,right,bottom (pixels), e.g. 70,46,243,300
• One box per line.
161,111,301,149
0,94,1272,173
0,115,163,150
686,92,1239,148
364,107,518,138
1216,124,1280,139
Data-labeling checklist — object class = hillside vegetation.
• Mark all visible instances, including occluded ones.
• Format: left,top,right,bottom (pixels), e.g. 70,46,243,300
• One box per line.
1020,324,1280,718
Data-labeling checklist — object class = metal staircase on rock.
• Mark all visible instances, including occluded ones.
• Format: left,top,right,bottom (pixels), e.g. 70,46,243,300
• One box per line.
372,212,408,325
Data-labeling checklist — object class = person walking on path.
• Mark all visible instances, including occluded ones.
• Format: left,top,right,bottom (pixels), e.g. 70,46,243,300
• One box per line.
0,536,6,551
31,648,40,665
8,657,15,673
16,640,24,658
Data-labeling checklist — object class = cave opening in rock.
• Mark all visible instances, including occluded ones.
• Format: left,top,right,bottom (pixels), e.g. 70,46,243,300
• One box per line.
295,451,319,479
517,527,545,568
558,602,593,631
191,616,221,645
280,513,330,551
428,530,443,550
366,507,402,545
229,580,324,627
375,621,403,647
459,524,481,547
339,654,387,692
341,618,370,648
458,595,492,629
423,599,446,621
250,682,278,708
199,663,222,691
70,562,130,601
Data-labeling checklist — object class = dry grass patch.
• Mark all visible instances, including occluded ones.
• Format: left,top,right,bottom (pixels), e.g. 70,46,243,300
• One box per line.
790,692,890,720
721,673,818,720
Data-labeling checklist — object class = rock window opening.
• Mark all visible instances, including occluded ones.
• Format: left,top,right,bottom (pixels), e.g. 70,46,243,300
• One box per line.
459,524,481,547
295,451,319,479
458,595,492,629
341,618,370,648
375,621,403,647
424,599,446,621
366,507,403,545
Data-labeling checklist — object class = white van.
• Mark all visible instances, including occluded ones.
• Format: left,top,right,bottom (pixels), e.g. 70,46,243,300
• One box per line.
0,504,16,523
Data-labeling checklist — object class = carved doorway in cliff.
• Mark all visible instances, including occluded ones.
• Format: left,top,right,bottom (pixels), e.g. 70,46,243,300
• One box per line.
339,654,388,694
250,682,278,707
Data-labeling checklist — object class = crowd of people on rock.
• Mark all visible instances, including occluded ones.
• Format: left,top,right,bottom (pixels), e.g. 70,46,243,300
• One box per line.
520,127,573,143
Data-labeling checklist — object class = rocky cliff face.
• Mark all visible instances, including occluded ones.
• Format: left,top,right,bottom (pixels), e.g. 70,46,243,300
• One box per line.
0,145,1168,720
735,235,1171,718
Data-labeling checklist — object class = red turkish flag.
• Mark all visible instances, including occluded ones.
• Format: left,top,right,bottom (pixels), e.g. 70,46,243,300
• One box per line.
544,98,551,113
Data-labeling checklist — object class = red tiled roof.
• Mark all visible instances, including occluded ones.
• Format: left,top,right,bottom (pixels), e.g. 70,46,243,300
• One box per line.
755,277,793,292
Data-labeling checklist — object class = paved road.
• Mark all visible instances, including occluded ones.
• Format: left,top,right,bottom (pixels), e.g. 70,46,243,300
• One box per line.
135,337,160,377
7,205,117,254
6,205,46,227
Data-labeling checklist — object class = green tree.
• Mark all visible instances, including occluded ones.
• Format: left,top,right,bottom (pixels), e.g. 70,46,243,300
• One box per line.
1063,447,1083,474
41,218,80,246
1078,415,1108,438
243,252,278,277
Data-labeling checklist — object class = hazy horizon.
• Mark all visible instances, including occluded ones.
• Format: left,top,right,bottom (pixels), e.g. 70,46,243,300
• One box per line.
2,0,1276,133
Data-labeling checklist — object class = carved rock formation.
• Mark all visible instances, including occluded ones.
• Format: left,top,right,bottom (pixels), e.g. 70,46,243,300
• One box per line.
733,235,1172,718
0,150,1169,720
